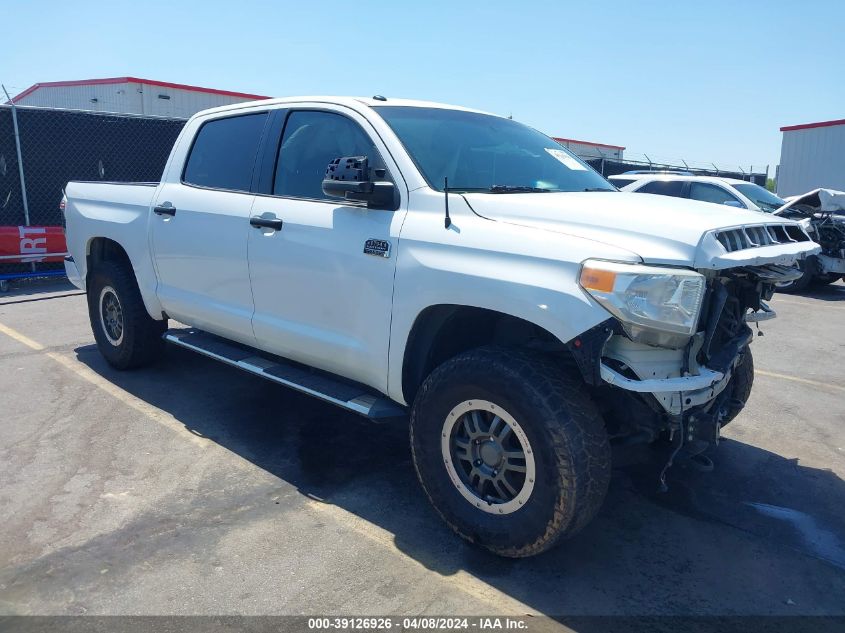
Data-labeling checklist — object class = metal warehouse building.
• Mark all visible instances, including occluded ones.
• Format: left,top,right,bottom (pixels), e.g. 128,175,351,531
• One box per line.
552,137,624,160
777,118,845,197
11,77,269,119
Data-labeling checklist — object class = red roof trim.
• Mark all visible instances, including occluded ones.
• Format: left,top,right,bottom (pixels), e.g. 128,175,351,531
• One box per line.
11,76,270,103
552,136,625,151
9,83,42,103
780,118,845,132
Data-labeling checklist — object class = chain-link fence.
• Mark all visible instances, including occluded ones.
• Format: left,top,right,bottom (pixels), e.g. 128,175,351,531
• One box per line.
0,105,185,278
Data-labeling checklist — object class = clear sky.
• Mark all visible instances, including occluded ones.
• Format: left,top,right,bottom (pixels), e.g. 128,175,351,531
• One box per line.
5,0,844,174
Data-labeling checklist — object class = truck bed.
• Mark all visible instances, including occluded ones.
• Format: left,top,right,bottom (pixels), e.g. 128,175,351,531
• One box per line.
63,180,162,300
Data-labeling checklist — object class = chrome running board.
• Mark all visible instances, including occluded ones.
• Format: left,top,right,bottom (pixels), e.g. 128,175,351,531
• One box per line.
163,329,406,420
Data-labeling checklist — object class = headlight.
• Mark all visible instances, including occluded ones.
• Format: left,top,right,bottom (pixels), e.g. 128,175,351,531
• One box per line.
579,259,706,348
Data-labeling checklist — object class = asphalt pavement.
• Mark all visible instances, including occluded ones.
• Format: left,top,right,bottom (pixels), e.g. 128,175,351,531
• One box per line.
0,279,843,621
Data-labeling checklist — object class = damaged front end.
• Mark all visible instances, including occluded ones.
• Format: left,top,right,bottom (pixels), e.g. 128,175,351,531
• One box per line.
571,222,820,472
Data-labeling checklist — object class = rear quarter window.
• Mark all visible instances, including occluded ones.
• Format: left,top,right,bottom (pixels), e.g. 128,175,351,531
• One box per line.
183,113,268,191
609,177,635,189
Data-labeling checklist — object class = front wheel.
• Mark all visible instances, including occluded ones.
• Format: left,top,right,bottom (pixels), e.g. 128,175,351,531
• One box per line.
721,347,754,426
410,347,611,558
87,260,167,369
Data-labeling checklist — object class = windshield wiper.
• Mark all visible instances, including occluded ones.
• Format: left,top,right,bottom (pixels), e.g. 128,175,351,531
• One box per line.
488,185,553,193
583,187,615,192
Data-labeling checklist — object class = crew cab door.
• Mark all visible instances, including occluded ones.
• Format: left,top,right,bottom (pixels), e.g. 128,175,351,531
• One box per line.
150,111,270,345
247,106,407,392
687,182,747,208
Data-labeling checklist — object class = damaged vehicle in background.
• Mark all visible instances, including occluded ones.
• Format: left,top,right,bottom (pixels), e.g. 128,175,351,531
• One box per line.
772,188,845,292
612,174,843,293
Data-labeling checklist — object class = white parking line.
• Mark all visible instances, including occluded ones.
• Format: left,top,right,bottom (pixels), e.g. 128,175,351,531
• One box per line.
0,321,46,350
755,369,845,394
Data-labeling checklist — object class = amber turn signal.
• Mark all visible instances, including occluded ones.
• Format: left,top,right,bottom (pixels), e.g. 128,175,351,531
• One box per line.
579,266,616,293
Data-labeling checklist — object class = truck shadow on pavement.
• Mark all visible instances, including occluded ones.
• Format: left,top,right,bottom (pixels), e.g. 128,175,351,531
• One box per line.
70,343,845,617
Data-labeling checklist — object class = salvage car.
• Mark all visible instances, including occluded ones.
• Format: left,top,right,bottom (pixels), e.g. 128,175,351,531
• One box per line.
62,97,820,557
609,173,787,213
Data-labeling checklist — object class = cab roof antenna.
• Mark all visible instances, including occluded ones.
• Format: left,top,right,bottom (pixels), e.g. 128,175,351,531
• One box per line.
443,178,452,229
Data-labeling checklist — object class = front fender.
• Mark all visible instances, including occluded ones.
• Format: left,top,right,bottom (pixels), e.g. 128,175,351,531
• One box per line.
386,192,639,404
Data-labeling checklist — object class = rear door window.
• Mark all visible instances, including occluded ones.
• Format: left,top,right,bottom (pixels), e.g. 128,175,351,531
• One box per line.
183,113,268,191
635,180,685,198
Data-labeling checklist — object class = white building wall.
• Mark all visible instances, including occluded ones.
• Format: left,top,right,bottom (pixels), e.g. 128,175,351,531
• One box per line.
16,83,140,113
136,83,252,118
777,124,845,197
15,82,260,119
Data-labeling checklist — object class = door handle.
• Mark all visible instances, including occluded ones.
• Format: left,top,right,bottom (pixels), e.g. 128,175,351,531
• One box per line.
154,204,176,217
250,216,283,231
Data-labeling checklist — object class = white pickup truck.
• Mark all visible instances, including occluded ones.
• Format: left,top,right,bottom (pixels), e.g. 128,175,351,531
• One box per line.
63,96,820,557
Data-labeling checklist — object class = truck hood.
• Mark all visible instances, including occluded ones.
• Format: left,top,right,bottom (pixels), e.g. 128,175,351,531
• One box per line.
463,191,821,270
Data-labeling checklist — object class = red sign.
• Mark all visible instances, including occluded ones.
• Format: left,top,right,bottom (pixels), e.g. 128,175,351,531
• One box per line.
0,226,68,263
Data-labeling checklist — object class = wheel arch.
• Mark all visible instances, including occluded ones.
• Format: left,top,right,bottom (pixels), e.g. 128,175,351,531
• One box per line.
86,236,132,280
400,304,568,406
85,236,164,320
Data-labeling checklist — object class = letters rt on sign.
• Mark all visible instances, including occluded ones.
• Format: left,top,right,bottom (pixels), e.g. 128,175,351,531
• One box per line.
0,226,67,263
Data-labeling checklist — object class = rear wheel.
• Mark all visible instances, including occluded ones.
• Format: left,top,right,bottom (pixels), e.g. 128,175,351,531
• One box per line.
87,260,167,369
410,347,610,557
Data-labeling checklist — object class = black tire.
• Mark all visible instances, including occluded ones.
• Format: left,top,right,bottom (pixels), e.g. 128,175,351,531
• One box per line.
87,260,167,369
721,347,754,425
813,273,842,286
410,347,610,558
775,263,813,294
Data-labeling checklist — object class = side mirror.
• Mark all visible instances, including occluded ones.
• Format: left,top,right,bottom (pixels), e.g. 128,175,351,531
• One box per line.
722,200,744,208
322,156,397,210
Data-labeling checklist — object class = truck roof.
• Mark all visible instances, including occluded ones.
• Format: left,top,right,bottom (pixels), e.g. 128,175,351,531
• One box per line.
190,96,495,119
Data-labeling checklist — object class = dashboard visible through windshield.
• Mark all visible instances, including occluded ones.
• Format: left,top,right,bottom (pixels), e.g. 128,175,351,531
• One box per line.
374,106,615,194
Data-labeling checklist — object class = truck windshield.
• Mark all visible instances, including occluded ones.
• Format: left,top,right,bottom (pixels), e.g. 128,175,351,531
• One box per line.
733,183,787,212
373,106,615,193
